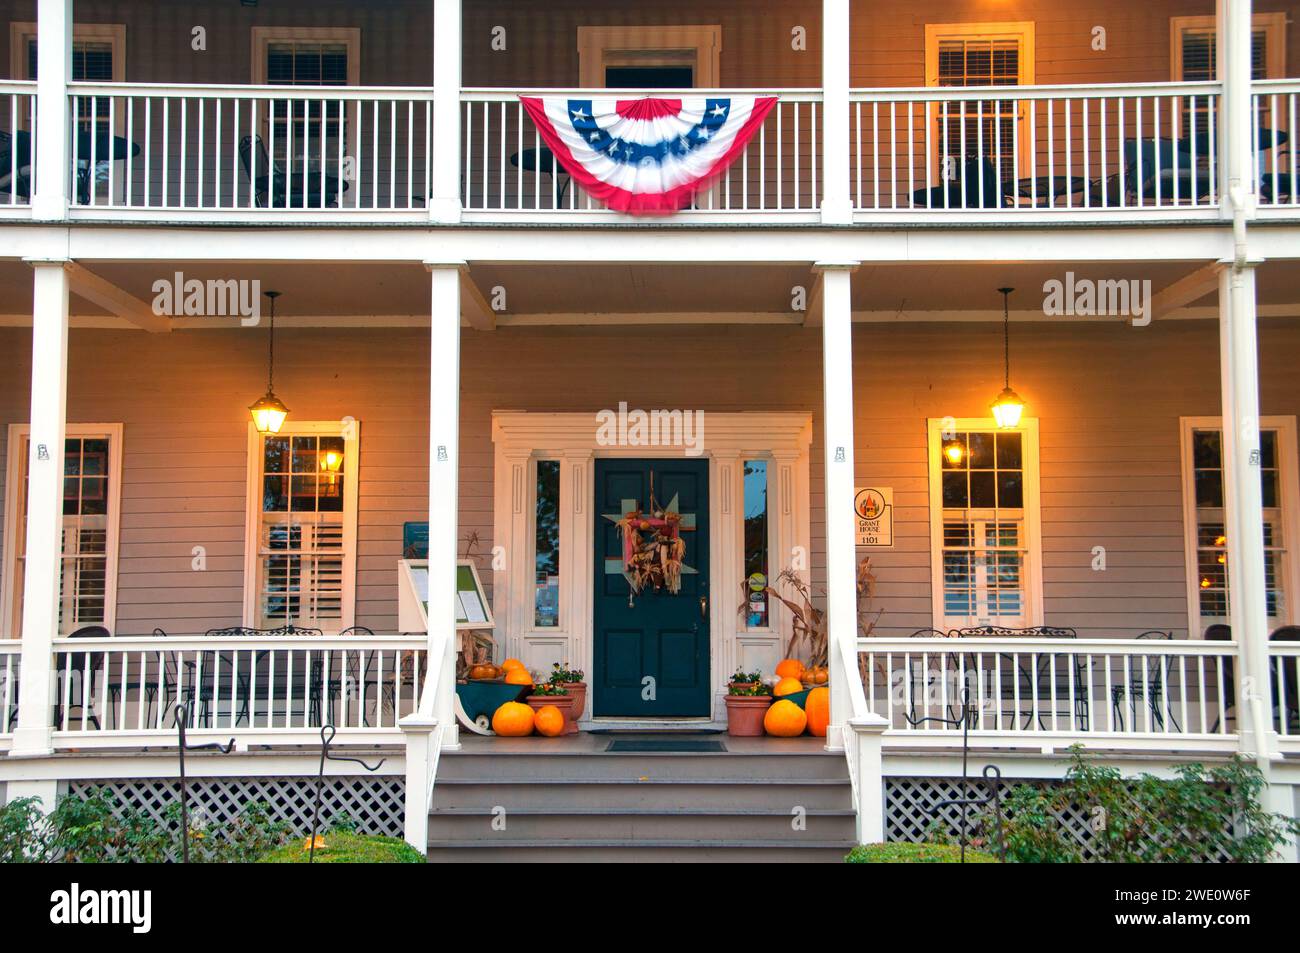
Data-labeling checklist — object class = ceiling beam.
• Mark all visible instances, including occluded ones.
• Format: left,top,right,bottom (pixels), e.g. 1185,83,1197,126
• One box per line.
804,270,824,326
1150,262,1224,321
62,261,171,332
459,269,496,331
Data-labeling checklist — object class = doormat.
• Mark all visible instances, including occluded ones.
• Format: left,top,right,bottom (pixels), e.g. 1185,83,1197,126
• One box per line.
587,728,724,735
605,738,727,753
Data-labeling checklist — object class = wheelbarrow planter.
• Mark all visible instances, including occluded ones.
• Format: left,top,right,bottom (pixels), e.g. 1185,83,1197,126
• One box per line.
455,680,529,735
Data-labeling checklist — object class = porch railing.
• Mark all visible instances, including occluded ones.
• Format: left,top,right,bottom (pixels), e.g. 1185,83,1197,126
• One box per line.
66,83,434,215
1253,79,1298,210
849,81,1223,216
45,635,426,747
0,642,19,735
1272,640,1300,747
859,637,1241,750
460,88,823,218
0,81,37,210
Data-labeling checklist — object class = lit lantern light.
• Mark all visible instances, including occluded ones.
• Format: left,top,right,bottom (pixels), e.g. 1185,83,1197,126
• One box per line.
249,290,289,434
990,287,1025,429
943,441,965,466
320,447,343,493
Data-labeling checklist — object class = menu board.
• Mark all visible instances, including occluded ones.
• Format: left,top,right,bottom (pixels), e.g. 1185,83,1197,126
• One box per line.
398,558,495,632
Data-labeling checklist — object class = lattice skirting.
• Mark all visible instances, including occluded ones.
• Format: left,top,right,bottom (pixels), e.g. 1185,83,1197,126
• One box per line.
885,776,1234,862
67,776,406,841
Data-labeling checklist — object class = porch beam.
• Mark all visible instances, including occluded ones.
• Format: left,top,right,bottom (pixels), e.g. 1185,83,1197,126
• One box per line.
820,0,853,225
815,260,859,747
64,262,171,333
11,259,70,756
804,270,824,327
459,269,496,331
426,260,462,750
1149,262,1224,322
31,0,72,221
429,0,462,224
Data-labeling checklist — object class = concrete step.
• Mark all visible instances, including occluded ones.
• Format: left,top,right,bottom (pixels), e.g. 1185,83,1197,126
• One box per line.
434,778,852,811
438,750,849,783
427,807,857,841
425,840,853,863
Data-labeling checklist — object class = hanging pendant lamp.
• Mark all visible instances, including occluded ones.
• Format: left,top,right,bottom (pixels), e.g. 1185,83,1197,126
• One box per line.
990,287,1025,429
249,290,289,434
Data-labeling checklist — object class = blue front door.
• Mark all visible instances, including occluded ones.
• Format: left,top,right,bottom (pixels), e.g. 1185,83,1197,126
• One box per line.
593,458,710,717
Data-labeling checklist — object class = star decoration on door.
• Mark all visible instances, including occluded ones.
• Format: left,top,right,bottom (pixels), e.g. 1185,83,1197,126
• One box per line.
603,492,697,596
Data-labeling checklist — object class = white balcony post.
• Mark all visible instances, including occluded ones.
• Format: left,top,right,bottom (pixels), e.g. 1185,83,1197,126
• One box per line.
849,716,887,843
820,0,853,225
1217,0,1255,215
817,262,859,746
429,0,463,223
401,715,437,852
11,260,70,756
32,0,73,221
427,261,461,749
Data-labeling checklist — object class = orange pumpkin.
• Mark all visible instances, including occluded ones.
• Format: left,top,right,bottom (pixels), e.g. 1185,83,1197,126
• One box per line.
491,701,535,736
469,664,497,680
774,658,806,681
773,676,804,698
503,668,533,687
500,658,525,673
811,666,829,685
805,687,830,737
534,705,565,737
763,699,808,737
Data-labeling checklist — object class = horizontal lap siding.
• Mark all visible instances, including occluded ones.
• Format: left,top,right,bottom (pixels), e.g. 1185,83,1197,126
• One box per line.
0,316,1298,640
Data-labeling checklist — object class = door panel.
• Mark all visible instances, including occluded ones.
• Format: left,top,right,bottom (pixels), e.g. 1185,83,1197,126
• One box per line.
593,458,710,717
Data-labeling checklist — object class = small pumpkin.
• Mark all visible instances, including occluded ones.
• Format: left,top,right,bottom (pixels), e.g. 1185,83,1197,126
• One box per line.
805,687,830,737
491,701,535,736
773,676,804,698
811,666,829,685
774,658,806,681
763,699,808,737
500,658,525,673
469,664,497,680
534,705,565,737
503,668,533,687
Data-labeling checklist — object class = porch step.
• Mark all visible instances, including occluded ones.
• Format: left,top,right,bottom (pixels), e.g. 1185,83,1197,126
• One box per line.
427,737,855,863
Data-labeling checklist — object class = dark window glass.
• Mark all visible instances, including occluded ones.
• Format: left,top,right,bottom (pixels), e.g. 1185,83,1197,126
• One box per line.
534,460,560,628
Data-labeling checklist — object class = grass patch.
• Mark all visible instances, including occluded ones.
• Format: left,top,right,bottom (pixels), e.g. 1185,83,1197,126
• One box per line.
258,831,425,864
846,842,998,864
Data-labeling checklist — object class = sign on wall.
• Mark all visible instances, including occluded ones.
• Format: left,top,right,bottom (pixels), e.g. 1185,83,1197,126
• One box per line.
854,487,894,547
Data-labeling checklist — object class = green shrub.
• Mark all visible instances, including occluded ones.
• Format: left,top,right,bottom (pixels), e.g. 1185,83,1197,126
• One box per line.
846,842,998,863
258,830,425,864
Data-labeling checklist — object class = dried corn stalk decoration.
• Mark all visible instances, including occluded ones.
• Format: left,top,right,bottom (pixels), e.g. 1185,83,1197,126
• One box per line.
615,482,686,595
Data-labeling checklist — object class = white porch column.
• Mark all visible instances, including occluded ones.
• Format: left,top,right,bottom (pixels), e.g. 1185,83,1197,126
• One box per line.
820,0,853,225
12,260,70,756
429,0,462,223
816,261,859,748
32,0,73,221
427,262,462,749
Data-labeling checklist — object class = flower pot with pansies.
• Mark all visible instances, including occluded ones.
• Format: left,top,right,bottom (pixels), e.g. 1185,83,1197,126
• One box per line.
548,663,587,722
725,669,772,737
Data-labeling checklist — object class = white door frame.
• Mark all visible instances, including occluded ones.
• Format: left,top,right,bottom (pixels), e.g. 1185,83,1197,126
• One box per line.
490,411,812,723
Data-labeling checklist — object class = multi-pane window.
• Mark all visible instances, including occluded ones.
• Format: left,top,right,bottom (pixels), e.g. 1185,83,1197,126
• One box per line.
743,460,770,628
933,35,1023,184
534,460,560,628
27,38,116,134
253,432,354,631
265,41,350,162
1187,426,1290,629
5,428,120,638
1173,15,1284,139
934,428,1034,627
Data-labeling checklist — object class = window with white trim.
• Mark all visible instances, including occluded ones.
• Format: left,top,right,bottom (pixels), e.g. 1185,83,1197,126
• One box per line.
928,419,1042,629
533,459,560,628
251,27,360,165
1171,14,1286,83
1180,417,1298,636
244,423,359,633
742,459,771,628
2,425,123,638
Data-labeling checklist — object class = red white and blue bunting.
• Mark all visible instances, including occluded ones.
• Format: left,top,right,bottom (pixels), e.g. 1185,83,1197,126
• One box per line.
519,95,777,215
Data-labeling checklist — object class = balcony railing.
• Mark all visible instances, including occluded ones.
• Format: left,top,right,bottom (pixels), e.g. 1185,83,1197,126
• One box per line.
1253,79,1298,211
860,637,1244,751
0,81,37,210
460,88,823,219
850,81,1223,217
29,634,427,747
66,82,434,217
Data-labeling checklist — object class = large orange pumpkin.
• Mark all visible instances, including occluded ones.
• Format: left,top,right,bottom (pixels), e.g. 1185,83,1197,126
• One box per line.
500,658,525,673
764,699,808,737
534,705,565,737
491,701,535,736
805,687,830,737
774,658,806,681
773,676,804,698
503,668,533,687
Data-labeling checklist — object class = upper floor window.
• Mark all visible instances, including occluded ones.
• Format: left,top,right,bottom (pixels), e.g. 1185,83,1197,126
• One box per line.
1180,416,1298,637
243,422,359,633
576,25,720,88
928,418,1042,630
2,425,123,638
10,22,125,133
251,27,360,164
1171,14,1286,82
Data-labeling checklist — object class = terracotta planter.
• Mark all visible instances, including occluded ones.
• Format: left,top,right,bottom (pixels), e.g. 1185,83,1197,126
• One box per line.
525,693,578,734
559,681,587,722
725,694,772,737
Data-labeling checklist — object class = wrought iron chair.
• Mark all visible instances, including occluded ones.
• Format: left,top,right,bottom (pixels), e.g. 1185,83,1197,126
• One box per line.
239,134,345,209
1206,623,1234,733
1271,625,1300,734
106,628,187,729
53,624,110,729
950,625,1088,732
0,130,33,201
1110,630,1182,733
